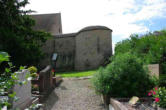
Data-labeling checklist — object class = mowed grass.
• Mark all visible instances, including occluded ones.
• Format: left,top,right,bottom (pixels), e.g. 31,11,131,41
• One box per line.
56,69,97,78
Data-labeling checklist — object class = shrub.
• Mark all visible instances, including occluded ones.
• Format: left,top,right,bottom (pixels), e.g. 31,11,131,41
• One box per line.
28,66,38,79
28,66,37,74
159,74,166,86
92,53,157,97
92,67,111,95
148,87,166,108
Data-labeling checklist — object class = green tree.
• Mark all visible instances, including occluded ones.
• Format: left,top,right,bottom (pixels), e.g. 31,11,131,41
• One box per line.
0,0,51,67
115,30,166,74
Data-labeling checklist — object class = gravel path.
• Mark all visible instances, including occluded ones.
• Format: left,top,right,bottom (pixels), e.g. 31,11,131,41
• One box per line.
44,78,105,110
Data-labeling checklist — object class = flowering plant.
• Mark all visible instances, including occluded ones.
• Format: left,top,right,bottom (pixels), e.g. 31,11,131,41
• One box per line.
51,69,55,76
148,87,166,108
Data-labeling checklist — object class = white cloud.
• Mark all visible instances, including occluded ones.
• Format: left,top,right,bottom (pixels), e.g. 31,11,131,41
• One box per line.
131,1,166,21
25,0,166,50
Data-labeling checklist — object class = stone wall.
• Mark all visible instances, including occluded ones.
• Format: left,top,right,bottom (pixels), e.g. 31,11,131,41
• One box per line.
40,37,55,69
75,27,112,71
31,13,113,71
31,13,62,69
54,34,76,71
53,26,112,71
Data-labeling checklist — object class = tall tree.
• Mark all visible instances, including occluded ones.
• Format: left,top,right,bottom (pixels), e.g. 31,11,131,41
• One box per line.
0,0,51,67
115,30,166,74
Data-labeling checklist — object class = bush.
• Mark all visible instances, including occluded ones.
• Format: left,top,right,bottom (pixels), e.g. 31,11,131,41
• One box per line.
92,67,111,95
28,66,37,74
92,53,157,97
159,74,166,87
28,66,38,79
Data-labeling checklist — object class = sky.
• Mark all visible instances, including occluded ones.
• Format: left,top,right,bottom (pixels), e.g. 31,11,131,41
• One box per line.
25,0,166,52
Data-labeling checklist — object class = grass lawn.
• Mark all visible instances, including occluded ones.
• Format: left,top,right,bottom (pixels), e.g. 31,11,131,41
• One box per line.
56,69,97,78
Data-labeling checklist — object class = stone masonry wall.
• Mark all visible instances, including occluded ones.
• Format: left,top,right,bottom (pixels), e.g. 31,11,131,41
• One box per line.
75,29,112,71
54,36,75,71
31,13,113,71
31,13,62,69
40,37,55,69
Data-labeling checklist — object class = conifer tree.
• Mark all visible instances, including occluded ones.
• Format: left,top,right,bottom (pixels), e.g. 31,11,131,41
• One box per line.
0,0,51,67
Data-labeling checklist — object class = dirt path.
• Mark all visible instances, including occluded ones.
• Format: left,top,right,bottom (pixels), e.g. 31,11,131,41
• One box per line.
44,78,105,110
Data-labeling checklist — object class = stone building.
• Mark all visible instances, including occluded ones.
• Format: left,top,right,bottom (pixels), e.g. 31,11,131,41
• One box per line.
31,13,112,71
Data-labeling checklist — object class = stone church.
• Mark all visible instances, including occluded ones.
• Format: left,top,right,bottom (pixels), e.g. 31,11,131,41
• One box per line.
31,13,112,71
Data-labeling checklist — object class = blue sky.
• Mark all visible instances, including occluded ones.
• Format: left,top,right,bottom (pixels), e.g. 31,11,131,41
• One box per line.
136,18,166,31
25,0,166,52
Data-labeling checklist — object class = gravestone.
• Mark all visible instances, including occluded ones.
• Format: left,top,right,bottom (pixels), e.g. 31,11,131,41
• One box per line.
12,69,32,109
2,106,7,110
147,64,160,78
